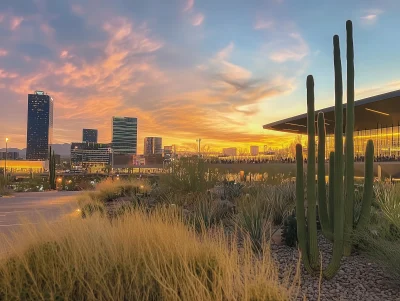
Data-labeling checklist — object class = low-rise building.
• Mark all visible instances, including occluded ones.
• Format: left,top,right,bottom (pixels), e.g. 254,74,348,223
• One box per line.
0,160,46,174
0,152,19,160
250,146,259,156
223,147,237,157
71,142,112,169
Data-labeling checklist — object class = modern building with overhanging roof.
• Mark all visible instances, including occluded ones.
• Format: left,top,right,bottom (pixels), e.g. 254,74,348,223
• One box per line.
263,90,400,157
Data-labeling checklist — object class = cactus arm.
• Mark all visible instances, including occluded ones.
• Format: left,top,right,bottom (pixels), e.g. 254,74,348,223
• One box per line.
317,112,332,239
324,35,345,280
295,144,313,274
344,19,355,256
306,75,320,270
356,140,374,229
328,151,335,236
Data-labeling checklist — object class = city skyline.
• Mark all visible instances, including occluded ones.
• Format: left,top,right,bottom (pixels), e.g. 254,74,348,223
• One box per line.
1,1,400,152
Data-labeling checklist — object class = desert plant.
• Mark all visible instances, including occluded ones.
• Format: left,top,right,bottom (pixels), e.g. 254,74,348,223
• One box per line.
0,209,292,300
296,20,375,279
282,214,297,248
160,157,217,194
374,182,400,229
48,147,56,190
236,195,272,253
353,227,400,281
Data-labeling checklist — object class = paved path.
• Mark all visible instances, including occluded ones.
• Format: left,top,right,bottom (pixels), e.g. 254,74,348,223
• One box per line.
0,191,80,238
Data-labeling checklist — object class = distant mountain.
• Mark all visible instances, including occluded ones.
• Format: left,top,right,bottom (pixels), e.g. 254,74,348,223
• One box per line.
0,143,71,159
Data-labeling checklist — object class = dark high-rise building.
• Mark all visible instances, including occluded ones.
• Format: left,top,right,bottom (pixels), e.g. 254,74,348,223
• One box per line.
112,117,138,155
83,129,98,143
26,91,53,161
144,137,162,155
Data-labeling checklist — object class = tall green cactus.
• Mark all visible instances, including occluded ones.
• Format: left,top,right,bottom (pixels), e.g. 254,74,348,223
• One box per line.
328,151,335,232
317,112,332,240
306,75,319,270
295,20,375,280
323,34,345,280
344,19,355,256
295,144,313,274
49,147,56,190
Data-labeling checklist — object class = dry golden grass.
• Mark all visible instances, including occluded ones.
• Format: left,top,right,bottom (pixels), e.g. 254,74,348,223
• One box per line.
0,207,295,301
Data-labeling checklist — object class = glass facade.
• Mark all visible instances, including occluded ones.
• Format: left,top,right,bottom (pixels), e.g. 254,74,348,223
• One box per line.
82,129,98,143
112,117,138,155
26,91,53,161
144,137,162,155
321,124,400,160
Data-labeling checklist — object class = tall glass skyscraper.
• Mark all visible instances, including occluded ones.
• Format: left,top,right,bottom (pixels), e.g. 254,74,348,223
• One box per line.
112,117,138,155
83,129,98,143
26,91,53,160
144,137,162,155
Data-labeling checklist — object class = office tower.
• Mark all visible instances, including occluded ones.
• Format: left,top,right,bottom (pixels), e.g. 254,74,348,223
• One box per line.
83,129,98,143
250,146,259,156
144,137,162,155
112,117,138,155
71,142,112,168
26,91,53,160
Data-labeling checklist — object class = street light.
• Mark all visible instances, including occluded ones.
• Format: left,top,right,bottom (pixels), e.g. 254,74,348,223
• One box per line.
4,138,9,183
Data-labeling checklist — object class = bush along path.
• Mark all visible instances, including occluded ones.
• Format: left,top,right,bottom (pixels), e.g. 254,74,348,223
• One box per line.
295,20,375,279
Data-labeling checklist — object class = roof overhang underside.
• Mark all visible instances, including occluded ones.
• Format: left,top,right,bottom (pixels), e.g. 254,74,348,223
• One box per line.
263,90,400,135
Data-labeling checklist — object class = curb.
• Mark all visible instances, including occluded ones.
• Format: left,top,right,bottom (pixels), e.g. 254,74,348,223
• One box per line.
0,195,15,198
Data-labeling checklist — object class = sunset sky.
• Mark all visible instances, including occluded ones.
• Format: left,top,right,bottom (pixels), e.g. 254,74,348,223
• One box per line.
1,0,400,153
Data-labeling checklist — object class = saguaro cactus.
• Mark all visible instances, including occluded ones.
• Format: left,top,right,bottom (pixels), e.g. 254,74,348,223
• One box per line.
295,20,375,280
49,147,56,190
344,19,355,256
317,112,332,240
306,75,319,269
323,34,345,279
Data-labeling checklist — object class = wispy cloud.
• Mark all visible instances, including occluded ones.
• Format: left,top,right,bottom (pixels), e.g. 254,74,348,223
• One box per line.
269,33,309,63
254,19,274,30
191,13,204,26
360,9,384,24
183,0,194,12
10,16,23,30
0,49,8,56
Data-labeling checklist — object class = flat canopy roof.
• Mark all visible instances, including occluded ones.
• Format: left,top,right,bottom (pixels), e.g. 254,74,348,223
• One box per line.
263,90,400,134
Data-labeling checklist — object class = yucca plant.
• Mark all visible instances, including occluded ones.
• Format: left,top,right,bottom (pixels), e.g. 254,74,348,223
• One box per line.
236,195,272,253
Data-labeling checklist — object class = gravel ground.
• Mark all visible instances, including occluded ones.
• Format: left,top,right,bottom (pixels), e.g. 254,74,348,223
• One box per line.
271,233,400,301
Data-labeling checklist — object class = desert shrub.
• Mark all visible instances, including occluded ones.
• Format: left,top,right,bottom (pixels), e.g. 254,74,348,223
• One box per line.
352,182,400,281
282,214,297,247
160,157,218,194
354,228,400,281
0,210,291,301
245,182,296,226
236,193,273,253
95,178,150,202
374,182,400,229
